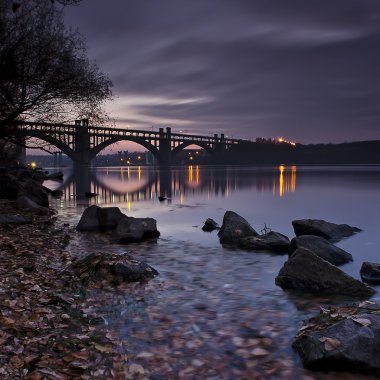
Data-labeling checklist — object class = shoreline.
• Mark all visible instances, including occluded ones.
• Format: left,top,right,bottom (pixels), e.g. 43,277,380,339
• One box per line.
0,199,130,379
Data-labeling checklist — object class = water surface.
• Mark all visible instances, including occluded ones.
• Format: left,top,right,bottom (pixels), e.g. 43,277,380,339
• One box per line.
47,165,380,379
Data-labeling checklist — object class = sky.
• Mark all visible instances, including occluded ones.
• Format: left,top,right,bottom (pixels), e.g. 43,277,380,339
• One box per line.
65,0,380,144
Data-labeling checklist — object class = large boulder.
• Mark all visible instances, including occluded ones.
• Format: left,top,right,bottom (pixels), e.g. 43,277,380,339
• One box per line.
0,168,49,207
67,252,158,285
239,231,290,253
293,303,380,376
275,248,375,297
218,211,258,245
18,178,49,207
292,219,361,241
113,217,160,243
0,171,19,199
360,262,380,284
76,205,126,232
289,235,353,266
17,195,50,215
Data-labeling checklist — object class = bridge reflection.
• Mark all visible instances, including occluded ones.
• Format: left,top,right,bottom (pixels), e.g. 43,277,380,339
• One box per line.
50,165,297,207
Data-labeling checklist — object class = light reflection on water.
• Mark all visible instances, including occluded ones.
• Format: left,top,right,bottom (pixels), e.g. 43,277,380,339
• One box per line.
47,165,380,379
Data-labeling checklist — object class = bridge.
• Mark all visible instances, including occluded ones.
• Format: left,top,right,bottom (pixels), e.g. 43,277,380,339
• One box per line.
12,119,248,166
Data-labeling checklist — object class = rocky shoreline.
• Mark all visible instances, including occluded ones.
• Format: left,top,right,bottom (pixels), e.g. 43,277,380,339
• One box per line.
0,168,158,379
1,166,380,378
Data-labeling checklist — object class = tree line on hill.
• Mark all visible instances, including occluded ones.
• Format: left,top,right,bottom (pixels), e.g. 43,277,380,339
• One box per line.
221,140,380,165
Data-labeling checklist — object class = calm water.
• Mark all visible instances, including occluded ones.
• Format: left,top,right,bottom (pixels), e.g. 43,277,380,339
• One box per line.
46,165,380,379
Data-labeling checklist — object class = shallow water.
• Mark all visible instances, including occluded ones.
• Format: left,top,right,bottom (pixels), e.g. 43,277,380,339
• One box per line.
47,165,380,379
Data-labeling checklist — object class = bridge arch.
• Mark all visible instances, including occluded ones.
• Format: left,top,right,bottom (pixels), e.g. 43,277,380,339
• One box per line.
171,141,216,160
19,131,75,157
90,136,161,162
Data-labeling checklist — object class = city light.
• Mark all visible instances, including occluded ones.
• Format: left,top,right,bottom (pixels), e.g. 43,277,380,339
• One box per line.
276,137,296,146
31,162,37,169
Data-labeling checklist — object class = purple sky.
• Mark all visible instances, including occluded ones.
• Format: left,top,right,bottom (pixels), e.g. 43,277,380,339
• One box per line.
65,0,380,144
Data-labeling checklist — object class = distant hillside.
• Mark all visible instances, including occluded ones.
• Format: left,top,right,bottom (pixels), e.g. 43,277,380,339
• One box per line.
223,140,380,165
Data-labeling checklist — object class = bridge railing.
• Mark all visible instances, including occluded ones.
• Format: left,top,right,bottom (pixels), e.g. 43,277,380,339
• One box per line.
12,120,247,144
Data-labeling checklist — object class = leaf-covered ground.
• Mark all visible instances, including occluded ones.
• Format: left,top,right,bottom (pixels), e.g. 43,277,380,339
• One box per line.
0,200,129,379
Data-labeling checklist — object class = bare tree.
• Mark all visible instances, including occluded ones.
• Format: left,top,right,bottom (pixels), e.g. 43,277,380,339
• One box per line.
0,0,112,157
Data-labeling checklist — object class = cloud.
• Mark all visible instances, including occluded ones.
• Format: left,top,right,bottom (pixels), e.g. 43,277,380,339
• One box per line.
65,0,380,143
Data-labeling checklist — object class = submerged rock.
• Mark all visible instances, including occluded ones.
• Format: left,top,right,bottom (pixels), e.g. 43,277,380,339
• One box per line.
239,231,290,253
45,171,64,181
292,219,361,241
293,303,380,376
289,235,353,266
67,252,158,285
218,211,258,245
275,248,375,297
85,191,98,198
202,218,219,232
114,217,160,243
76,205,126,231
51,189,63,197
361,262,380,284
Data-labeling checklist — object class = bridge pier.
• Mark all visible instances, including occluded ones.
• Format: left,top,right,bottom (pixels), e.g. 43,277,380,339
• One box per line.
158,127,172,165
214,133,227,163
72,119,93,167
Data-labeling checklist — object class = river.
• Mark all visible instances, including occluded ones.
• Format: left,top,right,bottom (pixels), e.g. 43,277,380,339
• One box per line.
45,165,380,379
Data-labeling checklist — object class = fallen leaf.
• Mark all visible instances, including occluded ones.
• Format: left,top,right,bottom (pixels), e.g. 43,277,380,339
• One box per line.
129,363,145,375
319,337,341,351
93,343,113,353
0,316,15,326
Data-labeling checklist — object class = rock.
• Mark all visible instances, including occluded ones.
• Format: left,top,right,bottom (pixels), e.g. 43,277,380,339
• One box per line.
289,235,353,266
51,189,63,197
67,252,158,285
17,195,50,215
293,304,380,376
202,218,219,232
42,185,52,193
361,262,380,284
239,231,290,253
0,171,24,200
85,191,98,198
45,171,64,181
0,214,32,225
292,219,361,241
275,248,375,297
114,217,160,243
76,205,127,231
18,178,49,207
218,211,258,245
0,168,49,207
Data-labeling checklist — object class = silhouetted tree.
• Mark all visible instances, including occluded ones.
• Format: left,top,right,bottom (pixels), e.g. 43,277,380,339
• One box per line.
0,0,112,160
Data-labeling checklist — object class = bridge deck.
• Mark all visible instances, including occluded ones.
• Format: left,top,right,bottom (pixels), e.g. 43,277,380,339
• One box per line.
14,120,245,145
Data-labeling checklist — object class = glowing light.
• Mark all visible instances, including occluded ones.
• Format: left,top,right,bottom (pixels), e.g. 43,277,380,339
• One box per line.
276,137,296,146
277,165,297,197
30,162,37,169
279,165,285,197
137,156,141,160
188,165,193,182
